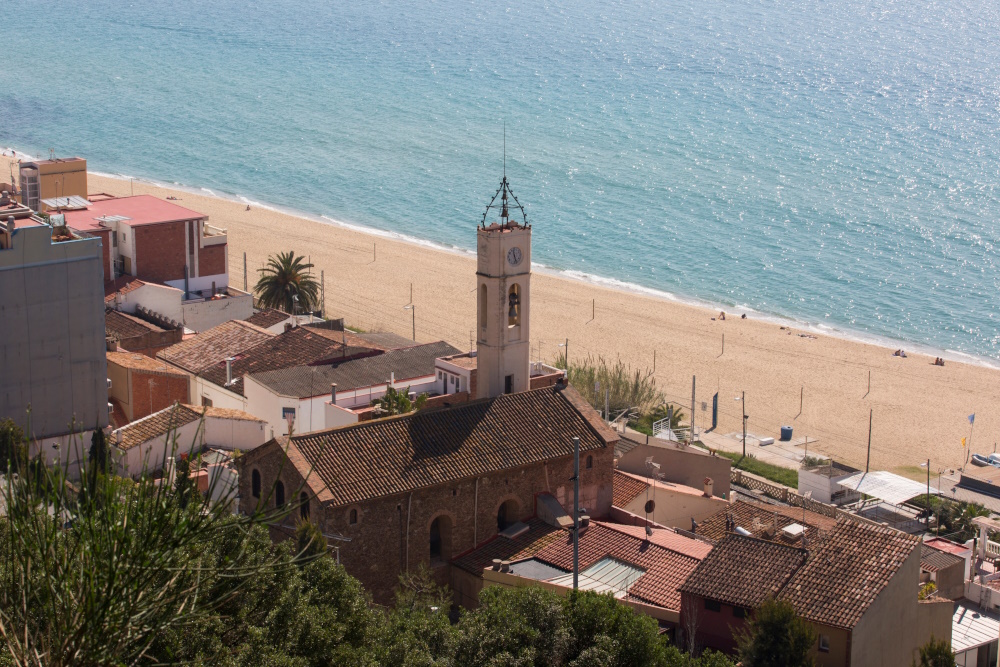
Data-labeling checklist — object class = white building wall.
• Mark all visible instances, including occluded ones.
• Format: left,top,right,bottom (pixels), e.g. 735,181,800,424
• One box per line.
797,468,836,504
193,377,248,412
202,415,267,451
180,290,254,332
114,420,204,478
110,282,184,321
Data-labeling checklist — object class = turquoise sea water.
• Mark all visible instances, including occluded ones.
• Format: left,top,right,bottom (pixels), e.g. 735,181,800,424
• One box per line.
3,0,999,360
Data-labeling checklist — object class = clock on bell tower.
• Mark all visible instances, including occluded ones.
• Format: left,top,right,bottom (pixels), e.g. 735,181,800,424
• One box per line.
475,174,531,399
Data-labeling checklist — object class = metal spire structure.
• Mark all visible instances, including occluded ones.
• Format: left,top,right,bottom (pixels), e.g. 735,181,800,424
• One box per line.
480,125,528,228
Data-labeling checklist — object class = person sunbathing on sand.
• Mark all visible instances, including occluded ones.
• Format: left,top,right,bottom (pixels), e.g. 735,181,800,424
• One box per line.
719,311,726,320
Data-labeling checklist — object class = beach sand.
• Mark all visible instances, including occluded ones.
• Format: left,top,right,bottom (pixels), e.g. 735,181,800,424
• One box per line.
5,154,997,475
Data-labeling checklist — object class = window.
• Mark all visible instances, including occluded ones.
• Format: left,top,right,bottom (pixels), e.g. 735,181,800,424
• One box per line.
818,635,830,653
505,375,513,394
732,606,747,619
112,231,118,248
586,455,593,469
251,469,261,498
349,508,358,525
704,599,721,612
275,481,285,507
299,492,309,519
282,407,296,429
430,517,442,559
201,396,213,407
438,371,443,379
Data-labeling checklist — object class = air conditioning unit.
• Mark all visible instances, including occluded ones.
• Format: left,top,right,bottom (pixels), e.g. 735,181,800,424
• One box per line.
107,378,112,390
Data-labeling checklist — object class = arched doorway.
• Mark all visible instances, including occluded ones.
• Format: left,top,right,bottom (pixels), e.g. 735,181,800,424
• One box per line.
429,515,453,564
497,499,520,532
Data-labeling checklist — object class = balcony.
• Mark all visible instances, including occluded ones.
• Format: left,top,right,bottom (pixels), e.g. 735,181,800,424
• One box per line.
202,223,227,247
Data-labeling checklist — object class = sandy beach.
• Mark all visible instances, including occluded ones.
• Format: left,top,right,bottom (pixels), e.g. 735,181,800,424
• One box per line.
5,153,998,475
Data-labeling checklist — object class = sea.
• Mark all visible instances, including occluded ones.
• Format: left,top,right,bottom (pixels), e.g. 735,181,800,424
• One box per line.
2,0,999,362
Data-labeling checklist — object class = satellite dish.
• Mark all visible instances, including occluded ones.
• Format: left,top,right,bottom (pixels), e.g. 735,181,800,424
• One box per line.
644,499,655,514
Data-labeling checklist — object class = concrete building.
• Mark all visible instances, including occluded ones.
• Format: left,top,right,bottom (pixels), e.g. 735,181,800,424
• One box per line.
615,433,732,499
18,157,88,212
237,384,617,603
798,460,864,505
678,519,953,665
111,403,267,478
242,340,461,436
0,197,108,473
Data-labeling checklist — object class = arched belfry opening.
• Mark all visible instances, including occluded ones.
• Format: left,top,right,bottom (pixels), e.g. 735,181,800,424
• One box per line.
508,284,521,327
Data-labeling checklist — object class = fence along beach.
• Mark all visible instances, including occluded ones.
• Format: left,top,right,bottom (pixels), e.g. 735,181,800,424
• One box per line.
9,153,998,476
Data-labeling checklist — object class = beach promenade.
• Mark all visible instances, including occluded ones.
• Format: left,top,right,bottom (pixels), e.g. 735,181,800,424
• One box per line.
7,154,997,475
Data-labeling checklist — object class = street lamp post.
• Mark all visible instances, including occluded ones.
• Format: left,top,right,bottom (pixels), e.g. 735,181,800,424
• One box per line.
403,304,415,341
735,392,748,457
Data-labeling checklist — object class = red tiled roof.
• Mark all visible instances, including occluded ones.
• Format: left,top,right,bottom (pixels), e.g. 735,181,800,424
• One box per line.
920,544,964,573
696,499,837,544
613,470,649,507
198,326,378,396
244,309,291,329
778,519,918,628
107,350,186,376
104,277,147,302
157,320,275,374
681,518,919,629
679,534,807,609
598,522,713,560
290,385,617,507
63,195,206,232
105,308,164,341
113,403,263,451
453,518,706,611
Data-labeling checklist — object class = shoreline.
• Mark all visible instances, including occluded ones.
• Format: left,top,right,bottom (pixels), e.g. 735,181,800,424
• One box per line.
18,149,993,370
4,147,1000,473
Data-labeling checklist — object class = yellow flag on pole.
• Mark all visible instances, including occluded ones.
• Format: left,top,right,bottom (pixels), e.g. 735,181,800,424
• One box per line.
962,437,967,449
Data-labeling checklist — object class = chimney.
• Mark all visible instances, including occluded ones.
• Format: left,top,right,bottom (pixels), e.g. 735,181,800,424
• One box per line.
225,357,235,386
0,191,9,206
116,430,123,445
390,371,395,385
211,280,217,296
284,323,293,332
703,477,714,498
6,216,14,234
330,383,337,404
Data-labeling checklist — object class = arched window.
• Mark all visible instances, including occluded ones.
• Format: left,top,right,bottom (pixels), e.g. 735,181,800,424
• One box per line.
586,455,593,469
299,492,309,519
497,499,520,532
429,515,452,563
479,284,488,332
507,284,521,327
251,469,261,498
275,481,285,508
349,508,358,525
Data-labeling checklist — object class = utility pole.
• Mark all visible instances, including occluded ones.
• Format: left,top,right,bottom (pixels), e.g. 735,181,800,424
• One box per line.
742,391,747,457
572,436,580,591
865,409,873,473
243,252,247,291
926,458,930,529
691,376,697,443
320,270,325,319
403,304,416,341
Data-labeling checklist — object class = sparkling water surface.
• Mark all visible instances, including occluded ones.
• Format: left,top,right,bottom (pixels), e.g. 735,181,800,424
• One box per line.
3,0,999,359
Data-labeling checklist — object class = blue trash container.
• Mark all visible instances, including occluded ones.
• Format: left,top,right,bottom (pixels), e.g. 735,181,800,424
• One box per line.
780,425,793,441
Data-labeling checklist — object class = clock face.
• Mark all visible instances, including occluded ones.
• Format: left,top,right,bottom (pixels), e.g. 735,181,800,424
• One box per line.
507,246,523,266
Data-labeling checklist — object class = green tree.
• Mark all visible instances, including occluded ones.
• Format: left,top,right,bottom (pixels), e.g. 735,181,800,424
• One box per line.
295,519,328,563
88,426,111,472
453,585,567,667
376,566,455,666
563,590,667,666
0,429,286,667
912,636,955,667
736,598,817,667
254,251,320,314
0,418,25,474
372,386,427,417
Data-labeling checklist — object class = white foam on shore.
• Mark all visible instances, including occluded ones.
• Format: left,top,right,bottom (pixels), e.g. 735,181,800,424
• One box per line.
7,145,998,369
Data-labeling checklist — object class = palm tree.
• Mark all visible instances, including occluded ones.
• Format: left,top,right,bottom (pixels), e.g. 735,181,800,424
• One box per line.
254,251,320,314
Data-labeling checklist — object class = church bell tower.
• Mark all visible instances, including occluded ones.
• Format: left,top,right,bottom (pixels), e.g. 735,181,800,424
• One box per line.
476,173,531,399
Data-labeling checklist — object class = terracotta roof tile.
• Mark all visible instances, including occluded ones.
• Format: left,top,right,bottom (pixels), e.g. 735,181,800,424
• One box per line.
157,320,274,374
453,518,706,611
198,326,378,396
291,385,617,507
181,405,267,422
599,522,713,560
244,309,291,329
113,404,202,451
104,277,146,302
613,470,650,507
107,350,186,376
105,308,164,340
679,534,808,609
696,499,837,543
778,519,918,628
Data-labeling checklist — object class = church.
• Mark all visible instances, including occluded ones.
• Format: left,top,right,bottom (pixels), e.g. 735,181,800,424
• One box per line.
237,172,618,603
